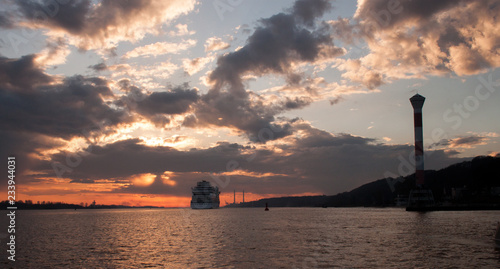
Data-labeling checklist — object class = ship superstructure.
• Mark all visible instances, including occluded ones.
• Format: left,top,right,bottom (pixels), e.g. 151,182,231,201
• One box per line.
191,180,220,209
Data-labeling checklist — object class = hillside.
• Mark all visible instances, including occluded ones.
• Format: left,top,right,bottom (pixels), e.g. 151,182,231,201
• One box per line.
226,155,500,208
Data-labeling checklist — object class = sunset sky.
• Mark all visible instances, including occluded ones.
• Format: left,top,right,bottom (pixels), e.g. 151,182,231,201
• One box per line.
1,0,499,207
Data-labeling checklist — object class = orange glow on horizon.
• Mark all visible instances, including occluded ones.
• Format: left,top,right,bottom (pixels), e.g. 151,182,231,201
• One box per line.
14,183,324,208
18,192,192,208
13,175,323,208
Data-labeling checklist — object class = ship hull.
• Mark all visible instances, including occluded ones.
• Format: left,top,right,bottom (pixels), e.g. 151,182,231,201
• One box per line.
191,202,219,209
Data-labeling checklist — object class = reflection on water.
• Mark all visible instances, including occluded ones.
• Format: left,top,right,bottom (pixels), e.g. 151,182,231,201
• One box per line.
1,208,499,268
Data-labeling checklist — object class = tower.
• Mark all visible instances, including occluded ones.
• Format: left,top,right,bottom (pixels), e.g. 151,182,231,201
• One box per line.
243,190,245,203
407,93,434,211
410,94,425,187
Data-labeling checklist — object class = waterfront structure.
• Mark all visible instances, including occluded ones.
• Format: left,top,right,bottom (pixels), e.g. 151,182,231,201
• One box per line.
411,93,425,187
407,93,435,210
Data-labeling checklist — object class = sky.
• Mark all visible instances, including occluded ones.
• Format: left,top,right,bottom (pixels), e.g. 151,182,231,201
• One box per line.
1,0,499,207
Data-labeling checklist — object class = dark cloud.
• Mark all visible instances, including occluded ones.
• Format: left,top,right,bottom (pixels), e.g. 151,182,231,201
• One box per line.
13,0,196,50
0,54,131,194
0,130,63,190
116,83,199,127
33,121,466,196
0,12,14,28
193,0,342,140
255,122,466,193
40,139,251,181
0,55,53,90
291,124,376,149
17,0,90,34
88,62,108,72
195,92,294,142
282,96,313,110
436,26,466,54
208,0,338,97
291,0,332,27
133,88,198,116
451,136,487,147
0,68,129,139
432,135,490,150
329,96,343,105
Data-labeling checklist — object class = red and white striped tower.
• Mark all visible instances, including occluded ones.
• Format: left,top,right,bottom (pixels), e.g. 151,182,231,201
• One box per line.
410,93,425,188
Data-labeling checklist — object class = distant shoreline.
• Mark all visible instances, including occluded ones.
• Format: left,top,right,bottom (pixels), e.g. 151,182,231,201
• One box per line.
0,201,168,210
2,204,500,211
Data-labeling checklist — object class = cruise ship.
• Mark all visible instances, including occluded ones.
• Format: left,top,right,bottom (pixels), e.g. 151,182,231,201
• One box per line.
191,180,220,209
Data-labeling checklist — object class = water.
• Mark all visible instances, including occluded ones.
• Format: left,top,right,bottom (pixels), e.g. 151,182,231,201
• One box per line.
1,208,499,268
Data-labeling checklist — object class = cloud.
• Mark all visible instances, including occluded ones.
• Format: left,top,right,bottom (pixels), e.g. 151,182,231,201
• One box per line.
207,0,341,98
431,133,499,150
133,89,199,116
1,0,494,204
281,96,313,110
117,84,199,127
335,59,383,89
204,37,230,52
354,0,461,30
88,62,107,72
17,0,90,34
33,120,467,196
0,54,53,90
41,139,251,181
291,0,333,26
260,76,374,106
449,136,488,149
336,0,500,88
448,44,493,76
189,0,343,140
0,130,65,181
190,92,295,142
0,55,132,142
329,96,343,105
123,40,197,59
0,12,14,28
182,56,215,76
34,37,71,67
168,23,195,36
0,55,134,190
0,75,129,139
15,0,197,50
108,61,180,88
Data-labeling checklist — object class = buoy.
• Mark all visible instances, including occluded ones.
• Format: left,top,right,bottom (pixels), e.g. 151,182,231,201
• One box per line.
265,202,269,211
